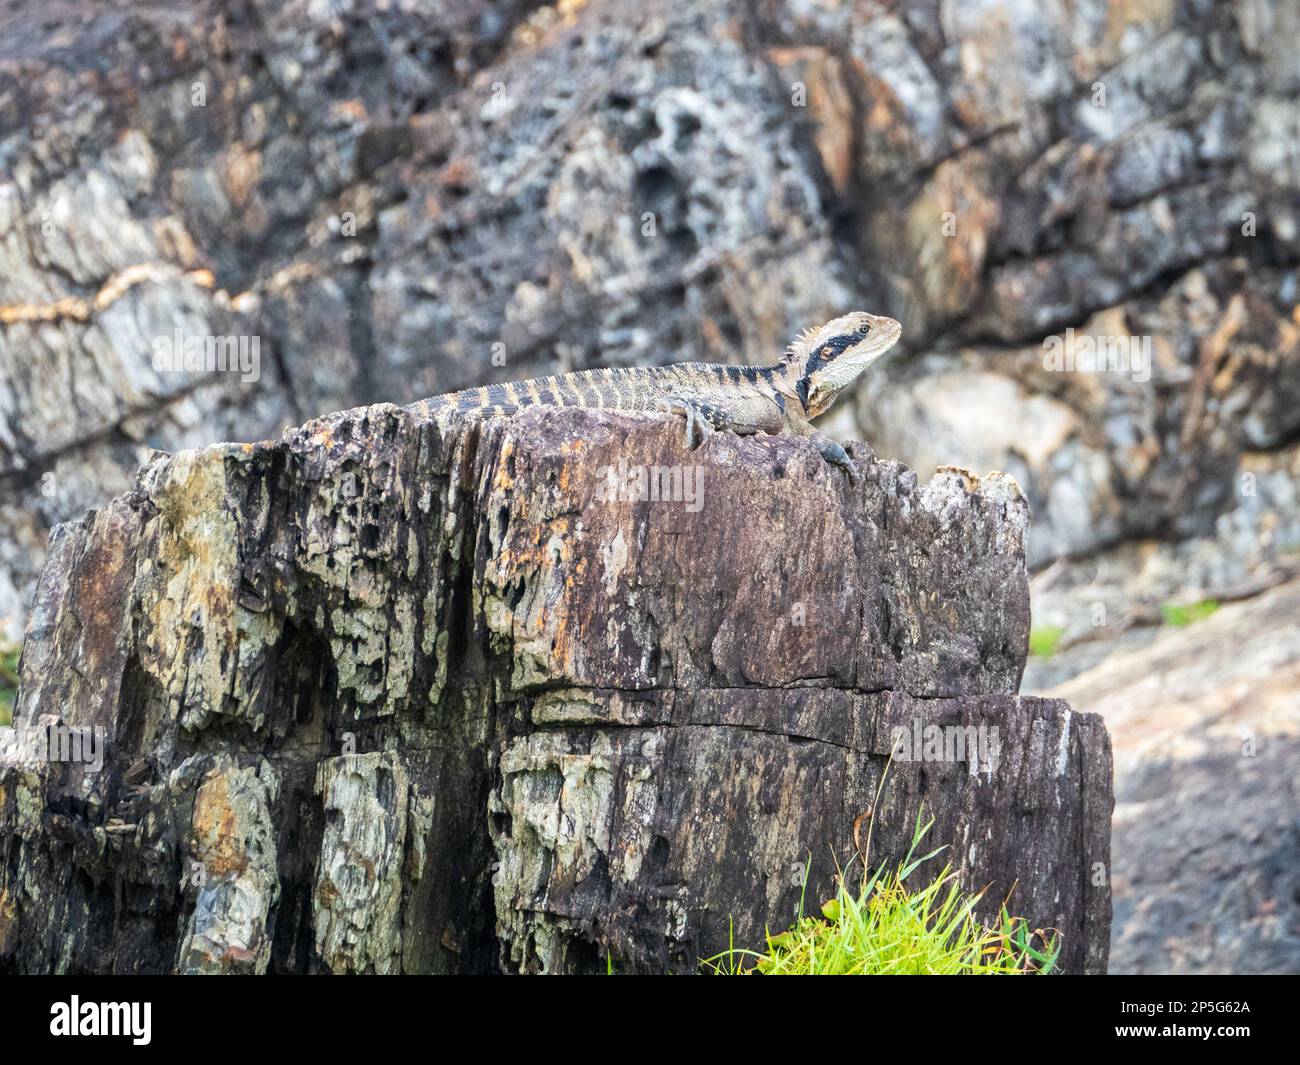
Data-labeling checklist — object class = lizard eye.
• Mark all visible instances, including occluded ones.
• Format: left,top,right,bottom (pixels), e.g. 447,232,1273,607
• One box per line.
820,345,835,360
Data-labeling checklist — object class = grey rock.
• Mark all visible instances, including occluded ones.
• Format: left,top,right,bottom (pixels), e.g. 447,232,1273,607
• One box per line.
0,406,1112,973
1043,578,1300,974
1,0,1297,642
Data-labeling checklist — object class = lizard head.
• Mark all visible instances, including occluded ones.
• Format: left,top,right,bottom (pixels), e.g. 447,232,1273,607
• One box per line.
782,311,902,418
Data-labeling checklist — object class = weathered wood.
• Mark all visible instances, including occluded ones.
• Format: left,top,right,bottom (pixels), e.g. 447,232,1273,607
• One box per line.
0,406,1111,973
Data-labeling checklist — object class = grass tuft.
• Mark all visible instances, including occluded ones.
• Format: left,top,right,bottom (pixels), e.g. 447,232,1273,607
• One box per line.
703,814,1059,975
1028,624,1064,657
1160,598,1220,628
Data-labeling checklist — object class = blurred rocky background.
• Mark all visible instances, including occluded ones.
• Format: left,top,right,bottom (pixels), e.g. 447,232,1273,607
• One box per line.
0,0,1295,973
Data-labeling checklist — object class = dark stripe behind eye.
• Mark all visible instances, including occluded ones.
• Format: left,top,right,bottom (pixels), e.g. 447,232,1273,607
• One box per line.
803,333,858,375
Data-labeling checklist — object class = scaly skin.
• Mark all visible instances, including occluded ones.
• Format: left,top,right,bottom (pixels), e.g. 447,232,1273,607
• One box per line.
411,311,902,479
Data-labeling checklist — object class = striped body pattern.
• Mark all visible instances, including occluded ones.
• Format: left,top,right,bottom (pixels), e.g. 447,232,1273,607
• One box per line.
416,363,777,417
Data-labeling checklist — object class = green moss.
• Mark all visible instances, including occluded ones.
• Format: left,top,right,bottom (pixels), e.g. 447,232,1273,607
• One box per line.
0,642,18,726
1160,599,1220,628
1028,624,1065,658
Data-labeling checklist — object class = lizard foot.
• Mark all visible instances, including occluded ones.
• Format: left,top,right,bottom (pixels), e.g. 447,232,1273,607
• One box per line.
669,400,725,449
813,434,859,483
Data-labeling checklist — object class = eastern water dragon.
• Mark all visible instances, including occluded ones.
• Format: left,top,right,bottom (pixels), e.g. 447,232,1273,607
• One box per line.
411,311,902,479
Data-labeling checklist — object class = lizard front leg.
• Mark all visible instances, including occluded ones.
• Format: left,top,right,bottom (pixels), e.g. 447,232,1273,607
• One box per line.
810,433,859,482
783,412,859,482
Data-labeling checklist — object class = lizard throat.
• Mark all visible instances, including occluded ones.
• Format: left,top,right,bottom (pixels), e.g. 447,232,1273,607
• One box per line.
805,389,838,418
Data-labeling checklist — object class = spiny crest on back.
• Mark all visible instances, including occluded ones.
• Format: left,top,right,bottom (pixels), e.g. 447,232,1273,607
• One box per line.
784,322,827,362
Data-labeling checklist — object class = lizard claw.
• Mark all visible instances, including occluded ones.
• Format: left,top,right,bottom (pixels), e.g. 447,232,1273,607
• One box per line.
814,435,859,483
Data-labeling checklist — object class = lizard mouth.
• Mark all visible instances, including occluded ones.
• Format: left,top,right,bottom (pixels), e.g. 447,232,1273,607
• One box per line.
873,316,903,348
865,314,901,351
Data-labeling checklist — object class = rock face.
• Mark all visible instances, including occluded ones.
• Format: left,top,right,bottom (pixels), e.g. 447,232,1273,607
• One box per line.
1044,578,1300,975
3,0,1299,640
0,406,1112,973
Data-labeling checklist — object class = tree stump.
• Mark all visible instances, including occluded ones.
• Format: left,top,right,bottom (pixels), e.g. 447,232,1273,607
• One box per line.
0,405,1112,973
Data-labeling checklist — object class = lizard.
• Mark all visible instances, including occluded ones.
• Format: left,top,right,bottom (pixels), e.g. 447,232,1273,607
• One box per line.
411,310,902,480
